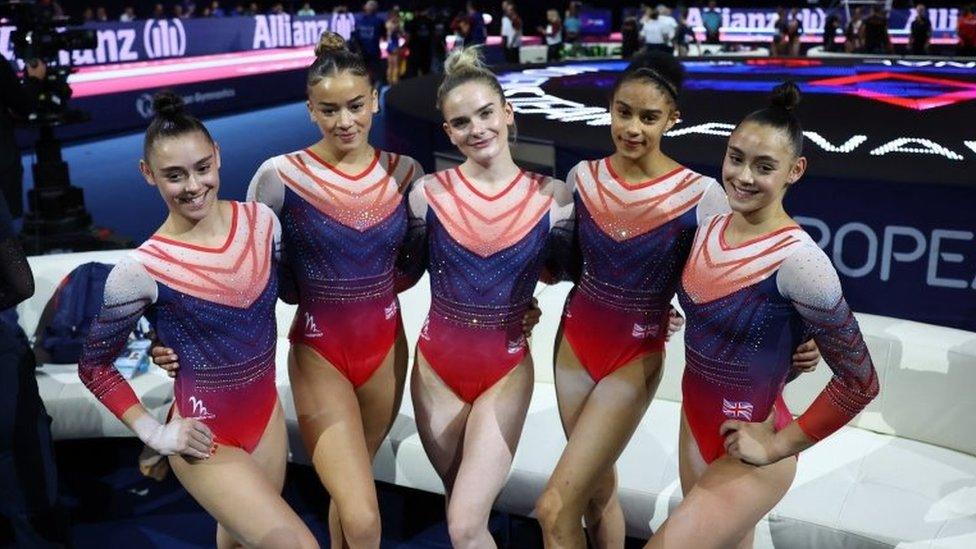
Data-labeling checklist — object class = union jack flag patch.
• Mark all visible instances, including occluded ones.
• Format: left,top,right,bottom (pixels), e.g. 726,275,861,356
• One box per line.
722,398,754,421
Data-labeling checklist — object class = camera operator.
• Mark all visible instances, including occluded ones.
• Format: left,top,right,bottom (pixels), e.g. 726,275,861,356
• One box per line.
1,56,45,215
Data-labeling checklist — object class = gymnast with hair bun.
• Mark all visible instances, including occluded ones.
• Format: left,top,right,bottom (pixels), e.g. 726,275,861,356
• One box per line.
646,81,879,548
79,91,318,548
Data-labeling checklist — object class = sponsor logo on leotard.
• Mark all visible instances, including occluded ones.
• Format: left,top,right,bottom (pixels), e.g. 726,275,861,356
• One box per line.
632,323,659,339
384,301,399,320
722,398,754,421
507,335,527,354
188,396,216,419
420,318,431,341
304,312,324,338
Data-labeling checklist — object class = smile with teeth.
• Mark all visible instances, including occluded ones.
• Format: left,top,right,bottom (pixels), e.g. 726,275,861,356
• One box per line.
729,182,759,199
179,190,208,207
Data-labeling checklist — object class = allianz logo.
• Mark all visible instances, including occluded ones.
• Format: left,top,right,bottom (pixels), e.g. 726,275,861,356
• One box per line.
143,18,187,59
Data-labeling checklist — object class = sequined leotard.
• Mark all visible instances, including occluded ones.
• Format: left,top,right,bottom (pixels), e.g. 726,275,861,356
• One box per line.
405,168,574,403
678,213,880,463
249,148,423,387
79,201,281,453
561,158,729,381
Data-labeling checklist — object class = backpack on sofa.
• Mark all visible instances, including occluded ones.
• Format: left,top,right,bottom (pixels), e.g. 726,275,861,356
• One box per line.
39,262,114,364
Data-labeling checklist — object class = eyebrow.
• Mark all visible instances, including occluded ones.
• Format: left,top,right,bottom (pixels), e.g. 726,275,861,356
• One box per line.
160,153,214,172
614,100,663,115
449,102,494,124
316,95,366,107
728,146,779,164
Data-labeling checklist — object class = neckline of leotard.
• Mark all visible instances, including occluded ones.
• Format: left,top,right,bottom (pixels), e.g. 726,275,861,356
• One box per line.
717,214,801,251
149,201,240,253
603,157,685,191
303,147,381,181
453,166,525,201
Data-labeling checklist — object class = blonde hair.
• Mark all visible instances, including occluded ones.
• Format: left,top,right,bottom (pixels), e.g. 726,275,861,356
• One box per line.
436,46,506,111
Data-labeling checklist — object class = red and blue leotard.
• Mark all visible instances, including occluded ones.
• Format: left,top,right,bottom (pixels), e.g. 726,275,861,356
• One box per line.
79,201,281,453
249,148,423,387
561,158,729,381
405,168,574,403
678,213,880,463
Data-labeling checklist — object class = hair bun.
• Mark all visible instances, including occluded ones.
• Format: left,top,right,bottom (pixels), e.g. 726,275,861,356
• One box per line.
443,46,486,77
152,91,185,119
315,31,347,58
770,81,801,112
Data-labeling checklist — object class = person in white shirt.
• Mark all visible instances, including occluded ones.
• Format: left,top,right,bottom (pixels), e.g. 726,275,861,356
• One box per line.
501,0,523,63
641,8,673,54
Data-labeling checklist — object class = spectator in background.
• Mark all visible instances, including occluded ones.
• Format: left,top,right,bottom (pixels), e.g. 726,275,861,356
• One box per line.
656,4,678,42
785,8,803,56
152,3,165,18
245,2,259,16
120,6,136,21
210,1,226,17
771,7,788,55
172,4,185,18
81,7,94,22
621,16,641,59
385,6,404,85
673,9,698,57
431,7,450,73
539,8,563,62
702,0,721,44
269,2,285,15
466,1,487,46
353,0,386,85
823,12,841,53
564,1,582,45
500,1,523,64
844,7,864,53
909,3,932,55
959,5,976,57
861,6,893,54
405,6,435,77
641,7,672,54
453,13,472,48
639,3,653,26
297,2,314,16
95,6,109,21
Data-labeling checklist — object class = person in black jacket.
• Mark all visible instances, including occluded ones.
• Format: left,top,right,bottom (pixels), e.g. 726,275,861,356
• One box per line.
0,187,68,547
1,57,45,217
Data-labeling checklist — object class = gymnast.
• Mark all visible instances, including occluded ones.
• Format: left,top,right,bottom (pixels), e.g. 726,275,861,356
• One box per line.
402,45,575,548
78,91,317,548
647,81,879,549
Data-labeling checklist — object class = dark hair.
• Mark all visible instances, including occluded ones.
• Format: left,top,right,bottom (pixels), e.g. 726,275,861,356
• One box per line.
738,81,804,156
436,46,505,110
307,31,371,89
610,50,685,108
143,91,214,162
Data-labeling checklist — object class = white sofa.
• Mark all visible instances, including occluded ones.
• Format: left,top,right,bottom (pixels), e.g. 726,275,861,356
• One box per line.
21,250,976,548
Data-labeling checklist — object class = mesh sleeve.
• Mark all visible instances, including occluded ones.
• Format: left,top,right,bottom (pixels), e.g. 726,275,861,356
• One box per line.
394,177,430,292
77,257,157,419
543,173,580,283
0,193,33,311
777,242,880,441
695,177,731,225
246,158,286,215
